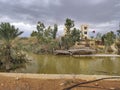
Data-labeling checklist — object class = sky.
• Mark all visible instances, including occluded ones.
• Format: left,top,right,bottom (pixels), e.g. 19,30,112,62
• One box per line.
0,0,120,37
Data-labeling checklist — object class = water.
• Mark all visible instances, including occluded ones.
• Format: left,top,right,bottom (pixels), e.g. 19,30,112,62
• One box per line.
20,54,120,75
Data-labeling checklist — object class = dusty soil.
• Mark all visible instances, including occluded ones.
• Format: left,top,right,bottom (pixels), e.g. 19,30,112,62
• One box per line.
0,73,120,90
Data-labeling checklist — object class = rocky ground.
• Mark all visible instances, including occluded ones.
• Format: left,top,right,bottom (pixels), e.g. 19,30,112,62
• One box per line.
0,73,120,90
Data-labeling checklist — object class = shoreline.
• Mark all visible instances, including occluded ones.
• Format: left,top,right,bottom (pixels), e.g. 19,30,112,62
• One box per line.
0,73,120,80
73,54,120,57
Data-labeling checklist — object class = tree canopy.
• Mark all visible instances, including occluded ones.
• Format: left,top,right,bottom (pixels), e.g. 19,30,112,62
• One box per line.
65,18,74,35
0,22,28,71
0,22,23,43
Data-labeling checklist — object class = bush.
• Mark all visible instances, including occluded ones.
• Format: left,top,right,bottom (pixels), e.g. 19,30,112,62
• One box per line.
0,45,30,72
116,42,120,55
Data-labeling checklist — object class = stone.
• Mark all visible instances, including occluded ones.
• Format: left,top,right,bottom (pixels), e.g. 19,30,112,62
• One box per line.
109,87,115,90
15,77,20,80
95,83,99,86
1,83,4,86
60,83,64,86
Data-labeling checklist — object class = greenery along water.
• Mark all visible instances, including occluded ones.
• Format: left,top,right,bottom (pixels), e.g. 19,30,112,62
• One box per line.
21,54,120,75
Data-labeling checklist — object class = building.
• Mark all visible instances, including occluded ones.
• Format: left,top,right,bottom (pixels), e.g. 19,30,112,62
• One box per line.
81,24,89,40
73,24,96,49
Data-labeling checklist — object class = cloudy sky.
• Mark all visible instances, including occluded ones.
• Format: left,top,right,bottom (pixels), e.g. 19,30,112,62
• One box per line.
0,0,120,36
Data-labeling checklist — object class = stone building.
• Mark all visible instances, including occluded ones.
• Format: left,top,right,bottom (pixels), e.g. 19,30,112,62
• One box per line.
81,24,89,40
73,24,96,49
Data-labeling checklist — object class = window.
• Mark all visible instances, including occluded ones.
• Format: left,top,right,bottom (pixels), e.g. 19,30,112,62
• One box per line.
77,43,80,45
84,26,87,30
91,43,93,46
84,31,87,34
85,37,87,40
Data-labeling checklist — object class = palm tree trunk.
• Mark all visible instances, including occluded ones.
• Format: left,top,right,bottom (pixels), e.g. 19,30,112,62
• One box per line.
5,44,12,70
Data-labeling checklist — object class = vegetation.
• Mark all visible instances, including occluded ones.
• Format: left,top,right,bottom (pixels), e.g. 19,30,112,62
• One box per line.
64,18,74,35
116,30,120,54
101,31,116,53
0,22,29,71
30,22,59,54
53,24,58,39
71,28,80,43
61,18,80,49
30,31,38,37
0,19,120,72
24,19,120,54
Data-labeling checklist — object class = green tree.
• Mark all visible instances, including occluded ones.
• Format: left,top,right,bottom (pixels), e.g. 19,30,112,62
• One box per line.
71,28,80,44
65,18,74,35
31,31,38,37
44,26,53,43
61,36,71,50
61,18,81,49
0,22,23,56
0,22,25,70
53,24,58,39
102,31,116,53
36,21,45,43
37,21,45,33
61,18,75,49
45,26,53,38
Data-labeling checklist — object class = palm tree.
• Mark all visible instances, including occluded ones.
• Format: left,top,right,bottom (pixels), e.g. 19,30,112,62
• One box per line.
0,22,23,70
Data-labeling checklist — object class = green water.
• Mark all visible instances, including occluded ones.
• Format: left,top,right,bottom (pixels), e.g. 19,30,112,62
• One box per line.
20,54,120,75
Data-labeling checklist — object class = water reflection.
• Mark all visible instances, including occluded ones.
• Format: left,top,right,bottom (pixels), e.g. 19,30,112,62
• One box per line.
22,54,120,75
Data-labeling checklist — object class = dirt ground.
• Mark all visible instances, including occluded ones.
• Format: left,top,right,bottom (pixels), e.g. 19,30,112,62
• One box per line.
0,73,120,90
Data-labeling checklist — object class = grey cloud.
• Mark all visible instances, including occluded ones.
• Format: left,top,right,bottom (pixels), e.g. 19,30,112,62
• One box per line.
0,0,120,36
0,0,119,24
51,0,119,23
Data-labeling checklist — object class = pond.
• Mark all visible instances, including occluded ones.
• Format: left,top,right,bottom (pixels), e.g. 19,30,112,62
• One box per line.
19,54,120,76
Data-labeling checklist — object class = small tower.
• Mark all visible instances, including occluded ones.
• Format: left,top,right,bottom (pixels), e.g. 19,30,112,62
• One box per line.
81,24,89,40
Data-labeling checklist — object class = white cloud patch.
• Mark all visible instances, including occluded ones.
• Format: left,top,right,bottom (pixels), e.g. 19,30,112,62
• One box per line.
57,25,64,37
11,22,36,37
89,20,119,35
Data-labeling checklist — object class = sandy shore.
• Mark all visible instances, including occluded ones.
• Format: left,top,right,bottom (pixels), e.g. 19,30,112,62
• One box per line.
0,73,120,80
0,73,120,90
73,54,120,57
